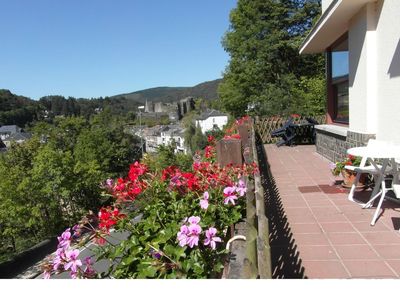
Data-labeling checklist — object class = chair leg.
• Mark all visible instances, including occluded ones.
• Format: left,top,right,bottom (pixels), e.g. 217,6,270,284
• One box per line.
370,181,386,226
362,190,382,209
348,173,362,202
363,174,383,209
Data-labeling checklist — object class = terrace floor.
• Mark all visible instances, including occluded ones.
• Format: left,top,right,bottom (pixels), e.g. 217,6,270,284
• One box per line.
263,144,400,279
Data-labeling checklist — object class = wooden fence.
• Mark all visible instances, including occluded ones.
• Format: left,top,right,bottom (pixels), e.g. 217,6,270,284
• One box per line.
254,115,326,144
216,120,272,279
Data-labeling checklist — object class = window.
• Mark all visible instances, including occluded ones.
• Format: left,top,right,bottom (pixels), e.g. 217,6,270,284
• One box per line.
328,34,349,124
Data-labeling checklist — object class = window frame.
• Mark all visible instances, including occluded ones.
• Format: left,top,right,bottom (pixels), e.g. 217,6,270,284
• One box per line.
326,33,349,125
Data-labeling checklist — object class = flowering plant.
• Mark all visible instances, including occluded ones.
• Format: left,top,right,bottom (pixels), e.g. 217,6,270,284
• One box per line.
330,155,362,176
42,116,258,279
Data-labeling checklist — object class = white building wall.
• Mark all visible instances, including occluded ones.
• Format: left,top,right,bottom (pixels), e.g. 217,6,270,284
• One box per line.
348,3,377,134
346,0,400,143
375,0,400,143
158,132,187,153
196,116,228,134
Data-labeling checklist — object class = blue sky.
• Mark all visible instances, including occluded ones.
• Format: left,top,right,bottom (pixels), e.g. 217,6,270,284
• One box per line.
0,0,237,99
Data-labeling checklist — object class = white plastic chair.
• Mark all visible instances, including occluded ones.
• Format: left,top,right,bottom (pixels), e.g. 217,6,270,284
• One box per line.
369,157,400,226
346,139,394,204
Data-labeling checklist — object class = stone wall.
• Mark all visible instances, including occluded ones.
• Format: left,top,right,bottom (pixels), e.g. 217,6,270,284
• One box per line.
316,127,376,163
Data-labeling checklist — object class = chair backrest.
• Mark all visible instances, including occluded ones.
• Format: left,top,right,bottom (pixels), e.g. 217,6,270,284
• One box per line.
355,139,391,167
355,139,379,167
366,139,390,149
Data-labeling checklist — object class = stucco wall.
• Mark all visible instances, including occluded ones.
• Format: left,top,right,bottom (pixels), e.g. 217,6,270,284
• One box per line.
375,0,400,143
348,3,377,134
347,0,400,143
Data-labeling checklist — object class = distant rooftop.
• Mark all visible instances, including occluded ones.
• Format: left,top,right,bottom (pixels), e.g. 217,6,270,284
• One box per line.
0,125,21,133
3,132,32,142
196,110,228,121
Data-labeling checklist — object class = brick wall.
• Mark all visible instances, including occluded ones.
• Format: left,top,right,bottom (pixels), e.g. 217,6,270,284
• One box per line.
316,129,376,162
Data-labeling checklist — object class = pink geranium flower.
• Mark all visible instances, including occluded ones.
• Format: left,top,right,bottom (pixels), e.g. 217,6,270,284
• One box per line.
177,216,202,248
204,227,222,250
64,249,82,274
186,223,202,248
223,186,238,205
43,270,51,279
200,191,209,210
235,179,247,197
188,216,200,225
57,228,71,249
177,225,189,247
83,256,96,278
53,248,66,271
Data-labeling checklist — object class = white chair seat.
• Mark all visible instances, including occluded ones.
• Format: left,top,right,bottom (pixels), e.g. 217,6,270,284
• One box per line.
347,139,395,204
345,140,400,227
345,164,392,174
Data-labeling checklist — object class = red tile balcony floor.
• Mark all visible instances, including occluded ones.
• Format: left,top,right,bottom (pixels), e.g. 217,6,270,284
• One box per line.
263,144,400,279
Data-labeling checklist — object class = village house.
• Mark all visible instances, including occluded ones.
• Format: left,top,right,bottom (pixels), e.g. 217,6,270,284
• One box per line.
2,132,32,148
143,125,165,153
159,125,187,154
0,125,22,141
140,124,188,154
0,125,31,148
195,109,228,134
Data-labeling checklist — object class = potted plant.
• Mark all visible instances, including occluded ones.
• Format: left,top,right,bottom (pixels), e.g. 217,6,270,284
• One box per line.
330,155,366,188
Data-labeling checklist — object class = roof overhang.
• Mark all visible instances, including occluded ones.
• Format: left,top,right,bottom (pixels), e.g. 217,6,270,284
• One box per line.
300,0,376,54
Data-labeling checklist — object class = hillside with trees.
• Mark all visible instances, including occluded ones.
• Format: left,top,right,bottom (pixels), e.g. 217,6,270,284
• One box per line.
0,79,221,128
219,0,325,117
112,79,221,104
0,89,42,127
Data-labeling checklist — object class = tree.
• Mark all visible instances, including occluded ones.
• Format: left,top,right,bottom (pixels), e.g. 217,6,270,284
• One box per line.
219,0,324,117
0,112,141,263
191,125,208,152
184,122,196,153
142,144,193,173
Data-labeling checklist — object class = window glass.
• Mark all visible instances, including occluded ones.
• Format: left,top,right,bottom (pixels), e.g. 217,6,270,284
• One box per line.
334,81,349,123
332,51,349,79
329,36,349,123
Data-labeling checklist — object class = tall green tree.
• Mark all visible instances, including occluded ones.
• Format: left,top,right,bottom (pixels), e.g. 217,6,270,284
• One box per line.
219,0,324,117
0,112,142,262
191,125,208,152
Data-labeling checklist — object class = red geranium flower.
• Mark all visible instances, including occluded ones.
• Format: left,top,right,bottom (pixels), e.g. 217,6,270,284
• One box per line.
128,161,147,182
98,207,126,231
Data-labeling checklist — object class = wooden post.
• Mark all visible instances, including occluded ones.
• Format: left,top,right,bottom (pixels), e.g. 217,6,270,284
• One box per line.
244,178,258,279
237,124,250,148
216,139,243,167
251,123,272,279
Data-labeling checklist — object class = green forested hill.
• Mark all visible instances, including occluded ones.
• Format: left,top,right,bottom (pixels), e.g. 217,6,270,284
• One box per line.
113,79,221,103
0,89,41,127
0,79,221,127
0,89,34,109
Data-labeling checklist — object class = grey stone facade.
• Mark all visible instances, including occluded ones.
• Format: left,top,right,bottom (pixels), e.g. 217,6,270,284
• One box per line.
315,126,376,163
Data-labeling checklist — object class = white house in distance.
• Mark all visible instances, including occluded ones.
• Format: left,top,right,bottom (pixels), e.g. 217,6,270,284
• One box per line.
0,125,22,140
3,132,32,148
195,110,228,134
160,126,187,154
300,0,400,162
143,125,188,154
